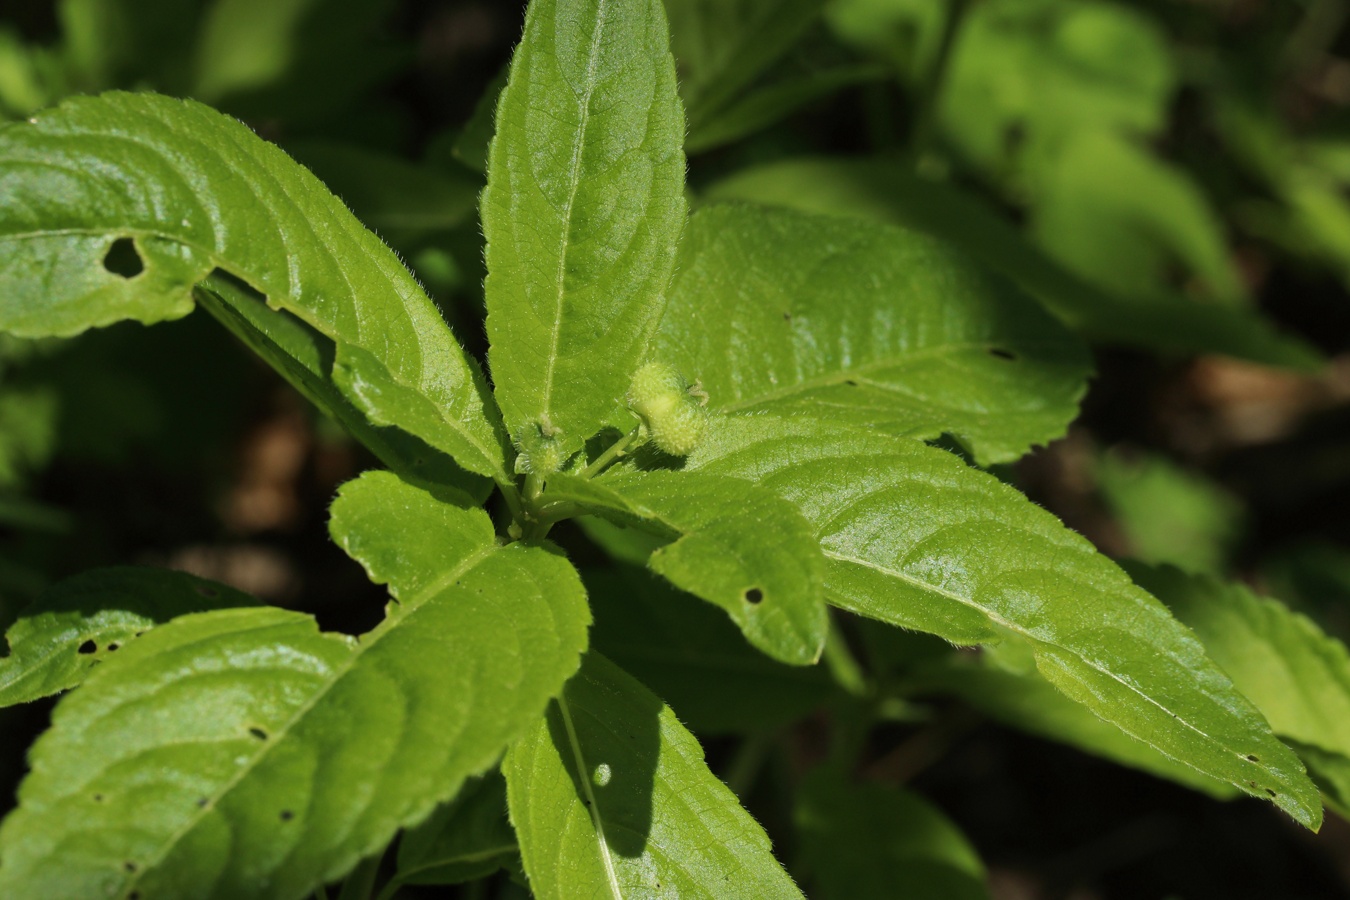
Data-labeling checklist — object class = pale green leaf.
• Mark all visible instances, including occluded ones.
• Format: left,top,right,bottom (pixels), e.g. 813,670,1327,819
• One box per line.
1096,449,1242,575
0,472,590,898
683,414,1322,827
196,273,489,500
392,772,517,887
665,0,826,130
587,566,835,733
0,91,510,482
658,203,1092,465
796,770,988,900
483,0,686,451
937,0,1175,175
1132,565,1350,760
704,157,1320,368
1031,130,1247,307
0,566,254,708
913,638,1239,799
504,652,804,899
543,469,827,665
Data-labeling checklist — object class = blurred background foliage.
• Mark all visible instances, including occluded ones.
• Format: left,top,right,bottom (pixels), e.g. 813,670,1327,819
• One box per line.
3,0,1350,896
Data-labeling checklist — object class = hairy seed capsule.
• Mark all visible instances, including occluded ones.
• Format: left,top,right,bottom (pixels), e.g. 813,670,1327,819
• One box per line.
627,362,709,457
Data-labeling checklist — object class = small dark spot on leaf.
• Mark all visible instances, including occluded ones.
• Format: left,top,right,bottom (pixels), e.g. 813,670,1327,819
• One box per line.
782,311,792,321
582,799,591,807
103,237,144,278
124,861,137,873
1247,755,1259,762
844,379,858,387
93,793,104,802
280,809,294,821
196,797,209,808
744,587,764,605
129,892,141,900
1265,788,1277,797
78,640,97,655
1248,781,1258,788
194,584,218,599
248,727,268,741
134,631,145,638
107,642,120,652
987,348,1017,361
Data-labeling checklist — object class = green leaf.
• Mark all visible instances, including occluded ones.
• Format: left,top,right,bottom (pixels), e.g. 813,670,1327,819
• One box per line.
586,566,836,733
0,91,510,483
796,771,988,900
482,0,686,452
196,273,490,500
1096,449,1242,575
0,472,590,898
504,652,805,899
913,638,1239,799
665,0,826,132
0,566,254,708
544,469,827,666
1132,565,1350,761
658,203,1092,465
685,414,1322,827
704,158,1321,368
392,771,517,887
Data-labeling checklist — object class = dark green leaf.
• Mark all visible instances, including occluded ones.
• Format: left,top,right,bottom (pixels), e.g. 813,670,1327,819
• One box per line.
393,772,516,887
797,771,988,900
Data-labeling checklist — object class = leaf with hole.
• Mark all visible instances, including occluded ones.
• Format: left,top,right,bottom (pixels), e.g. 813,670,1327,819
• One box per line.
0,471,590,899
0,91,510,483
543,469,828,666
685,413,1322,826
0,566,255,708
504,652,805,899
657,203,1093,465
586,565,836,733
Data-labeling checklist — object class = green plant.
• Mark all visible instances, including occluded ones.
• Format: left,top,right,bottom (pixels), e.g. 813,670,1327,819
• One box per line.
1,0,1348,898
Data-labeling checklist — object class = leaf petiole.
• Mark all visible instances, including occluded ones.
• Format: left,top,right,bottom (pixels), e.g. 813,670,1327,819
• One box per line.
579,424,644,479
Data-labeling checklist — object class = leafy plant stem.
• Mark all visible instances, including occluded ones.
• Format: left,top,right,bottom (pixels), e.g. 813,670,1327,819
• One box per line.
579,424,644,479
822,618,869,697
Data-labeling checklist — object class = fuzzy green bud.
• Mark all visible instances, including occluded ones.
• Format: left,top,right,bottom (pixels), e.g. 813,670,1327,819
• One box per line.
627,362,709,457
513,416,566,475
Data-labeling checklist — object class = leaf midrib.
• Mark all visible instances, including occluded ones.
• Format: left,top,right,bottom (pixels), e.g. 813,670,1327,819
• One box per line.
557,690,624,900
539,0,611,421
715,339,1072,414
115,541,499,899
822,549,1279,784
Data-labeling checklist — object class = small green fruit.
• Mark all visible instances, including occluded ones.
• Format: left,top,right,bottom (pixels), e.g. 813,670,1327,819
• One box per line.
513,416,566,475
627,362,709,457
